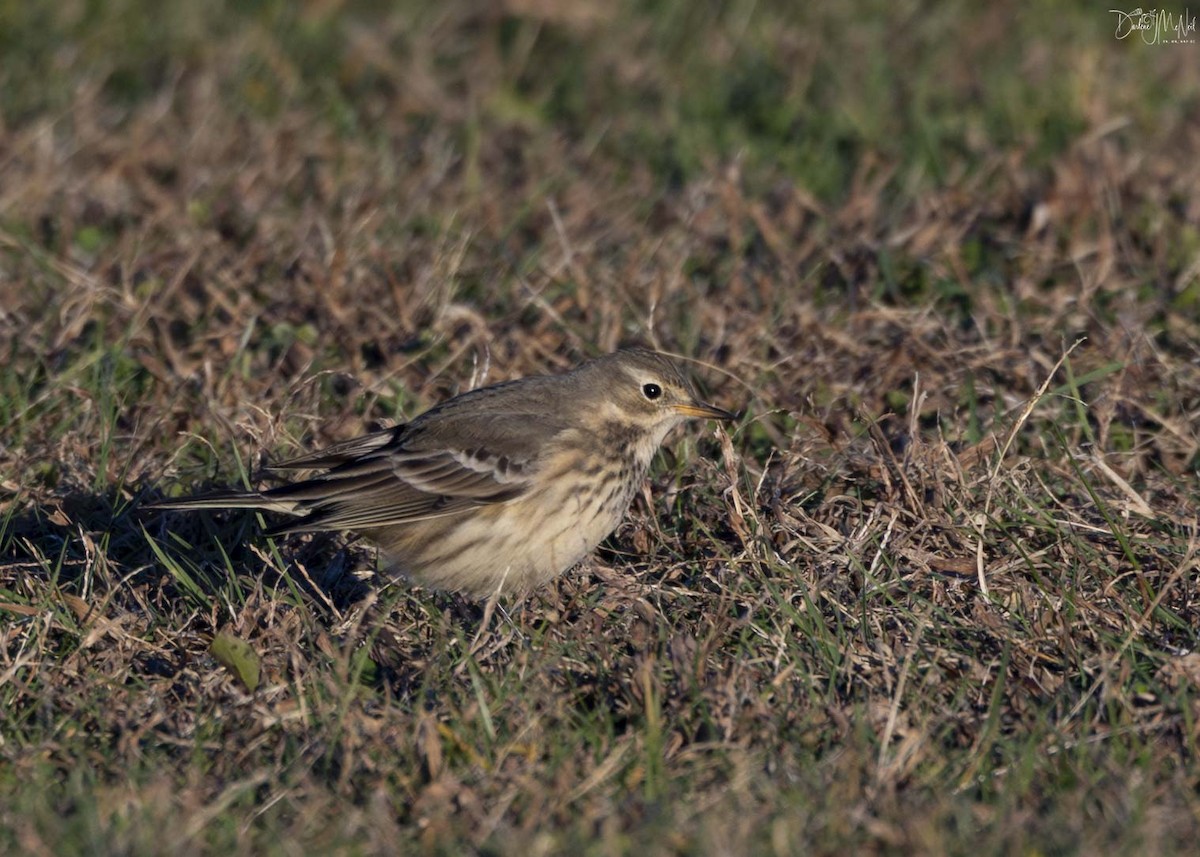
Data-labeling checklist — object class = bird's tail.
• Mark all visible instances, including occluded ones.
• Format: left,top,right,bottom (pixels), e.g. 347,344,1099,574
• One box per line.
144,489,301,516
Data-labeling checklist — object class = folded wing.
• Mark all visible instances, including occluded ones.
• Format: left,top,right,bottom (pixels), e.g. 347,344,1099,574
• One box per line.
264,409,566,534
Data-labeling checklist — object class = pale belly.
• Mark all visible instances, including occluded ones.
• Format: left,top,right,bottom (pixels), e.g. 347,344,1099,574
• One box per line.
370,473,639,597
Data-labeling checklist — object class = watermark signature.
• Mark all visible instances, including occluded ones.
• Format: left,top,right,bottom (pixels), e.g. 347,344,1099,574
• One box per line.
1110,7,1197,43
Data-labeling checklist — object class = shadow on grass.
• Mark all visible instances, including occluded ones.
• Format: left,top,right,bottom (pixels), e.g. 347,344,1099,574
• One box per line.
2,485,370,604
0,484,511,694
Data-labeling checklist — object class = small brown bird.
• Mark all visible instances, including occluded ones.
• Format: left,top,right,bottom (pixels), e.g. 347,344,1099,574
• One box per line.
151,349,734,596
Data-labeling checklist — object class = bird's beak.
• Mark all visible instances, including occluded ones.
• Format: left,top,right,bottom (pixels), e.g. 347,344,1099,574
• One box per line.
674,400,737,421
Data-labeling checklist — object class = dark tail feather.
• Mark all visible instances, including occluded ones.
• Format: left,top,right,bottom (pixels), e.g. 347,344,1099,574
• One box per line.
144,488,300,515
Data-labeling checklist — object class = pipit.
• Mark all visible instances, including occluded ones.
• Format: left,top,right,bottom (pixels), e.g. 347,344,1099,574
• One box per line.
151,349,734,596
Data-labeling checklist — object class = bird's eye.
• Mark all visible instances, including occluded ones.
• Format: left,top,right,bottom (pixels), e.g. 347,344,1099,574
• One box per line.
642,383,662,400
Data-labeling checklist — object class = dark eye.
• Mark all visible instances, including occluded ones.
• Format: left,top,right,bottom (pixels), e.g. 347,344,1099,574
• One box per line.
642,382,662,400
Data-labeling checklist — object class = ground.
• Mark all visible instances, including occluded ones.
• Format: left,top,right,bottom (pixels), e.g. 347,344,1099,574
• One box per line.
2,2,1200,854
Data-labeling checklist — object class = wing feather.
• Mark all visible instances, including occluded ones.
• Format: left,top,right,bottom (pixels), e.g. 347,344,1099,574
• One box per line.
160,404,570,535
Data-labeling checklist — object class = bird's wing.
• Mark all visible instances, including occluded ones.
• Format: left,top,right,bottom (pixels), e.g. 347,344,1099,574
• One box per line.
266,411,566,533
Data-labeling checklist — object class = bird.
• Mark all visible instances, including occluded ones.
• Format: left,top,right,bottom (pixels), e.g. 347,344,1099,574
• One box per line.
149,348,735,597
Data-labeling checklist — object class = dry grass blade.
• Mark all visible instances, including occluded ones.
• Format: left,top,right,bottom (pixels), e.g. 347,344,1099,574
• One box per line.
975,338,1084,595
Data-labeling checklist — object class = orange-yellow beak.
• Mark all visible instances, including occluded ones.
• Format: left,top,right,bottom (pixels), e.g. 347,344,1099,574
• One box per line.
673,401,737,421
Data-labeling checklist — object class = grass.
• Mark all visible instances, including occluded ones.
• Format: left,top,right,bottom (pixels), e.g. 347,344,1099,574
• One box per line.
2,0,1200,853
